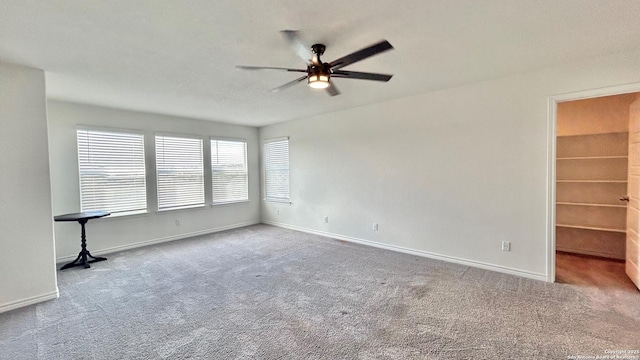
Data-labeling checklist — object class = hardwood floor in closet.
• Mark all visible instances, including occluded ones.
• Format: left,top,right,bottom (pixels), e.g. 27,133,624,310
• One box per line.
556,251,638,291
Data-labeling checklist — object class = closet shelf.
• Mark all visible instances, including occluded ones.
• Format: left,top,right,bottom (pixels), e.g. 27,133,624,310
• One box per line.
556,202,627,208
556,224,626,233
557,156,628,160
556,180,627,183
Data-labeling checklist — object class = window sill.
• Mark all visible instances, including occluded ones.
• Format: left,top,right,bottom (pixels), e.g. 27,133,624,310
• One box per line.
90,210,150,221
264,198,292,204
211,199,250,207
156,204,207,213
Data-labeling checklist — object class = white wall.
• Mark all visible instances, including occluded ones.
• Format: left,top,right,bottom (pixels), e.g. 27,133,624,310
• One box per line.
48,101,260,260
260,48,640,280
0,62,58,313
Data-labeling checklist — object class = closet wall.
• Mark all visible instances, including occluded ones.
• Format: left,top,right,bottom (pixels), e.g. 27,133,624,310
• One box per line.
556,93,636,259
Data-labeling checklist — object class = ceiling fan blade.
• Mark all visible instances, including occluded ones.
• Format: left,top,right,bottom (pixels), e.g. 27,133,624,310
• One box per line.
236,65,306,73
331,70,393,82
280,30,312,64
329,40,394,70
269,75,308,93
326,83,340,96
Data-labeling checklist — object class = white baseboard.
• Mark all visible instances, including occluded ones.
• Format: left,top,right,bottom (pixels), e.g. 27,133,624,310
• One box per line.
56,220,261,263
263,220,547,282
0,288,59,314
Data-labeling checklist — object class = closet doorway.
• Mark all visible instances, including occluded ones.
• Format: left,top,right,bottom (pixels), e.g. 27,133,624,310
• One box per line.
554,92,640,291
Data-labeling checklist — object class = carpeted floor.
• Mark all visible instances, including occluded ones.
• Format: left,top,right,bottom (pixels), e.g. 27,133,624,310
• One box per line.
1,224,639,359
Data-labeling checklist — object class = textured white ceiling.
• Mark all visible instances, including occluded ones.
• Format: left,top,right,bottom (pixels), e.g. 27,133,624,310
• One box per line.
2,1,640,126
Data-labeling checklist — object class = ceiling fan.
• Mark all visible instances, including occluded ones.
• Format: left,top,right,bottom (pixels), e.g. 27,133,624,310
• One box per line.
237,30,394,96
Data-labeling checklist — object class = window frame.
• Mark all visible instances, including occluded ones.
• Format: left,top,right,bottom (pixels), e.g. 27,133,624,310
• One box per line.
210,137,250,206
263,136,291,204
76,126,148,217
154,133,206,212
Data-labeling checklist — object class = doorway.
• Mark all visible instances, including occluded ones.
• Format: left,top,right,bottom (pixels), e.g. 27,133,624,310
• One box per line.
550,89,640,291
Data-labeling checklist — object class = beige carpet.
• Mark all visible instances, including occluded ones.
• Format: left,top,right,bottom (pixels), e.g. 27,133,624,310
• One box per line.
1,224,638,359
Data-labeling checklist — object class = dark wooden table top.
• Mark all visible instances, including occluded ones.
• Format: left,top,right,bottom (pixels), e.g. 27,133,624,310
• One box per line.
53,211,111,222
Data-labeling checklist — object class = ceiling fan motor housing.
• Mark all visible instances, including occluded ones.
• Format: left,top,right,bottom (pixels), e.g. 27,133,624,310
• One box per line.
311,44,326,56
308,63,331,76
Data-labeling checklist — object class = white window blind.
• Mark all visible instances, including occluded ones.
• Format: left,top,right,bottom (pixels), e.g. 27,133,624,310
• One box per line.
77,129,147,216
211,139,248,204
264,138,290,203
155,135,204,210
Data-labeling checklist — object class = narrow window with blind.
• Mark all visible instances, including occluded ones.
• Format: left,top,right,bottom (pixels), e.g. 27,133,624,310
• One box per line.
155,135,205,211
77,129,147,216
264,137,290,203
211,139,248,204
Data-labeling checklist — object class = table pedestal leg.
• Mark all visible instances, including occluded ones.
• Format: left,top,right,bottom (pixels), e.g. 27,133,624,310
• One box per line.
60,219,107,270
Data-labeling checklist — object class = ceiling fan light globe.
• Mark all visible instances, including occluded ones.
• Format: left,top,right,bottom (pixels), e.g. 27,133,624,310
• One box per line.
308,74,330,89
308,80,330,89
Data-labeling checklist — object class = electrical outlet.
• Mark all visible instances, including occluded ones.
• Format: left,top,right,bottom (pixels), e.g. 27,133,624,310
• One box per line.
501,241,511,251
324,216,329,223
175,219,181,226
373,223,379,231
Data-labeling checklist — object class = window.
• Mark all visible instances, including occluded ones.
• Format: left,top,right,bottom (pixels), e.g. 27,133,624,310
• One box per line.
211,139,248,204
264,137,290,203
77,129,147,216
155,135,204,210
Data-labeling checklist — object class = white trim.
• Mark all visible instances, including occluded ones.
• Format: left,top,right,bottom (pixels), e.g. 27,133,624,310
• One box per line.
546,81,640,283
55,220,260,263
263,220,547,282
76,124,144,135
0,288,59,314
264,198,292,204
550,82,640,102
547,96,557,283
211,199,251,207
209,135,248,142
264,136,289,144
153,131,205,141
156,204,207,213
